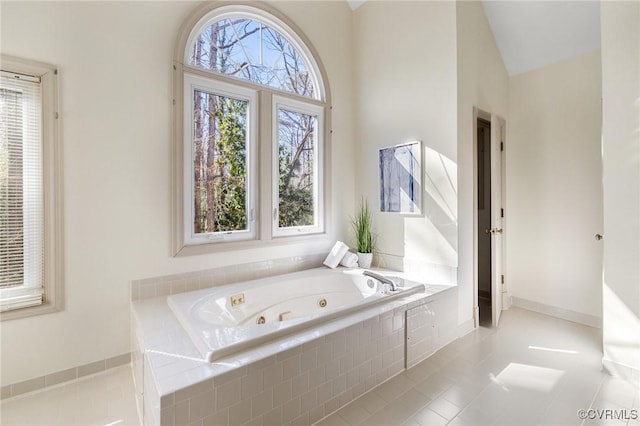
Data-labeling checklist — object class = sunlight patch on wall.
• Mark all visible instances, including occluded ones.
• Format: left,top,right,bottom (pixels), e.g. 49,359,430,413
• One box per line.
424,146,458,224
403,145,458,269
399,145,458,282
603,283,640,372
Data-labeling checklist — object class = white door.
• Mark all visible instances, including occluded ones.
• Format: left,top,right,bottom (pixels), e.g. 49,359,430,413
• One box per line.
491,115,505,327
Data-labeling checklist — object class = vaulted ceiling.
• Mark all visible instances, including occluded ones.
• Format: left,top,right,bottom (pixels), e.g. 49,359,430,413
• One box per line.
347,1,601,76
480,1,600,76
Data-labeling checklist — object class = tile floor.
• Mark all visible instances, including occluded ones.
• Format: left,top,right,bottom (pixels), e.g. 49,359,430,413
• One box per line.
0,364,139,426
1,307,639,426
320,308,640,426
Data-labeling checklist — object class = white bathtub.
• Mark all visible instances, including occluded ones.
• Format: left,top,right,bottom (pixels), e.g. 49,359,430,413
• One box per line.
167,268,426,362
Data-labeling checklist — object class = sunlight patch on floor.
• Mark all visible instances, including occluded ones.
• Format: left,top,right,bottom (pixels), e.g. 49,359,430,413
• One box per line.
494,362,565,393
528,345,579,355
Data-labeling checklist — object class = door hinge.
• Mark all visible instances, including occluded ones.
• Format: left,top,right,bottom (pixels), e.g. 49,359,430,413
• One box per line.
501,275,505,285
501,208,504,218
500,142,504,152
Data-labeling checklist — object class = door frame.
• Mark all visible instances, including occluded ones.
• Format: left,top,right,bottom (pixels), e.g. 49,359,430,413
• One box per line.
472,107,507,327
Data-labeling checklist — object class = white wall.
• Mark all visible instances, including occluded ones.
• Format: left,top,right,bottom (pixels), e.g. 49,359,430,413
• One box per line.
0,0,355,385
456,1,509,325
351,1,508,331
600,1,640,382
506,51,603,323
352,1,459,283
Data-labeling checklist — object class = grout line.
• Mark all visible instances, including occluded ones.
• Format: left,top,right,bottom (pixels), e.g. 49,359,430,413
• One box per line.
582,374,608,426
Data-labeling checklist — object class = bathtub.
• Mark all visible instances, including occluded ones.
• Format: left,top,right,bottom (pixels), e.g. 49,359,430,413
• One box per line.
167,268,426,362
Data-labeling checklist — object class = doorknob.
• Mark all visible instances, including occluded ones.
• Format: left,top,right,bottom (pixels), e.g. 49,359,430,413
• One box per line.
595,233,603,241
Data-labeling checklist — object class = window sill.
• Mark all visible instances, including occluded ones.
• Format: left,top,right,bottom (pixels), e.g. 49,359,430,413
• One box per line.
0,299,63,322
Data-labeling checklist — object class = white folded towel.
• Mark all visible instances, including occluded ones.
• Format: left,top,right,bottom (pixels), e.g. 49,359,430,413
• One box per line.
339,252,358,268
323,241,349,269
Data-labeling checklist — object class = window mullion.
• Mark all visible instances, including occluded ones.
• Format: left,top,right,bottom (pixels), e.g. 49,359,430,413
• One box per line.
258,91,273,242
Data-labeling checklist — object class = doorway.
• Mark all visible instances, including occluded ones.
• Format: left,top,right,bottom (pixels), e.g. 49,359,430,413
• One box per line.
477,118,492,326
474,109,505,328
476,118,492,326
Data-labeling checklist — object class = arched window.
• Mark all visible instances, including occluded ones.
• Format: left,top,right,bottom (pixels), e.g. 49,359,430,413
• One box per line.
187,15,322,100
173,4,330,255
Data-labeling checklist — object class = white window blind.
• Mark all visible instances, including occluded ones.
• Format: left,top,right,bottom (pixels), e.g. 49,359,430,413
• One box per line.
0,70,44,312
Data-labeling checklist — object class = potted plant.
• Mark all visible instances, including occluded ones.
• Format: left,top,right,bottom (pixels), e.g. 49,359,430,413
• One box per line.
352,198,375,268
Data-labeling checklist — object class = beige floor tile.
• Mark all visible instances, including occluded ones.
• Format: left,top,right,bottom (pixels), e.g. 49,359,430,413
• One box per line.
411,406,448,426
426,395,462,420
413,372,455,400
335,402,370,424
359,400,411,426
371,373,416,402
346,389,387,416
596,376,639,409
0,365,140,426
401,418,422,426
315,412,351,426
396,388,431,414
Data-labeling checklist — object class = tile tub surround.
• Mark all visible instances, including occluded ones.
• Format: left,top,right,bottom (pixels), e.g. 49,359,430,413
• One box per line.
131,279,458,425
130,254,325,301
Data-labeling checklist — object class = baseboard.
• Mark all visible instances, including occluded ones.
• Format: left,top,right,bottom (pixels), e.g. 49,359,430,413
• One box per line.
502,290,511,309
0,352,131,400
511,296,602,328
457,318,476,337
602,357,640,387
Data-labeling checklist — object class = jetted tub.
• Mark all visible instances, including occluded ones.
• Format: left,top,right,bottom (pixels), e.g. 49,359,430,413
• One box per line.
167,268,426,362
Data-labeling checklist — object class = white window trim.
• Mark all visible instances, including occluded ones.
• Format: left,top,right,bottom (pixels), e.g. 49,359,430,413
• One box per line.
184,4,325,103
172,2,332,256
272,95,324,237
1,55,63,321
183,74,258,245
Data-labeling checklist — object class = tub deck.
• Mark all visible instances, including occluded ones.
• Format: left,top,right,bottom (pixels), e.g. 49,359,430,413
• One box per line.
167,268,431,362
131,268,457,426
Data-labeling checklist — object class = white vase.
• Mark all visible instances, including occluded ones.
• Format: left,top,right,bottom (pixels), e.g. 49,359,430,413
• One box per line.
357,252,373,269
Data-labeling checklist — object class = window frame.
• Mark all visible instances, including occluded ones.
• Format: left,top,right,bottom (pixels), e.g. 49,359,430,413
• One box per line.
172,3,332,256
272,95,324,237
184,5,325,103
182,74,258,245
0,55,63,321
